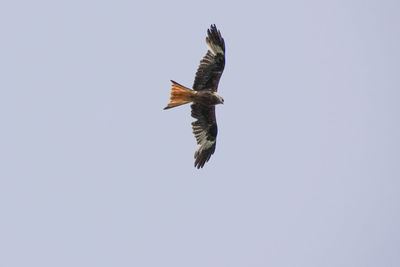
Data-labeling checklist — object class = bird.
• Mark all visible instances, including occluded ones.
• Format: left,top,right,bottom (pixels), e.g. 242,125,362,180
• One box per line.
164,24,225,169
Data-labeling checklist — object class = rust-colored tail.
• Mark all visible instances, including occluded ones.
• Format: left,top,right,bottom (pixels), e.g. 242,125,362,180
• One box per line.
164,80,194,110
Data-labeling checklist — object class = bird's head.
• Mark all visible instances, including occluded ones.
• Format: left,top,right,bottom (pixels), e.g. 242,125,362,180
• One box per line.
213,92,224,105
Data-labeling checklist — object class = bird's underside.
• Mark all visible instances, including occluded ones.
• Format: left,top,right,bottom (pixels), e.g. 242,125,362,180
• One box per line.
164,24,225,169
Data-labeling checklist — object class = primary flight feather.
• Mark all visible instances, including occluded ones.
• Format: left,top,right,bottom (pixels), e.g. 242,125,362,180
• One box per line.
164,24,225,168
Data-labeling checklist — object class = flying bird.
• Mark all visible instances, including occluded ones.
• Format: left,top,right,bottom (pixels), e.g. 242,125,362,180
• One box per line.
164,24,225,168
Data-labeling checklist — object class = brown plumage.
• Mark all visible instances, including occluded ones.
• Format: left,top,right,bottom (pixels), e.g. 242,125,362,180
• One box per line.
164,25,225,168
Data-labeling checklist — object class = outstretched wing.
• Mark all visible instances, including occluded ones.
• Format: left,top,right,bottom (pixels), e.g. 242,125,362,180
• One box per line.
193,24,225,92
191,104,218,168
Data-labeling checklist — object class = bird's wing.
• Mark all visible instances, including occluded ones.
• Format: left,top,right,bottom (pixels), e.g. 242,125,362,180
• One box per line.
193,24,225,92
191,104,218,168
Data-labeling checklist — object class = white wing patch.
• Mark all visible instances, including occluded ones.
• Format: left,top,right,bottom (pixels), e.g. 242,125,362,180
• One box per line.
192,123,216,161
194,139,215,159
206,39,224,56
199,138,215,150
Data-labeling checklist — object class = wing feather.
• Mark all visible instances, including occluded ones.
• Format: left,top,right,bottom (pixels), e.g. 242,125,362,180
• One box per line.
191,104,217,168
193,24,225,91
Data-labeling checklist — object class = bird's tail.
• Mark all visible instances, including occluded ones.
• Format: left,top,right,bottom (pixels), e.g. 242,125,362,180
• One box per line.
164,80,194,110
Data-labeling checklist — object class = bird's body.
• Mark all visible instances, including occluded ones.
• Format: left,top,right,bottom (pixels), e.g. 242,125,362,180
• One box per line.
164,25,225,168
194,91,224,106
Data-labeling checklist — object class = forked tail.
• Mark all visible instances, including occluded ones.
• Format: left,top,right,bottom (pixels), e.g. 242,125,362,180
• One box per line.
164,80,194,109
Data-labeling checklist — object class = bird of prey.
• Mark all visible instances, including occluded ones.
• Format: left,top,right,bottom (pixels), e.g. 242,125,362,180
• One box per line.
164,24,225,169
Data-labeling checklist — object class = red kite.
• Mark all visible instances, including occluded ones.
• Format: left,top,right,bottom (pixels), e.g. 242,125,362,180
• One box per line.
164,25,225,168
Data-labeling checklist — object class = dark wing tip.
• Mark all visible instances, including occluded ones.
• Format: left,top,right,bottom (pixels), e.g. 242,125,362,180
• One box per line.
194,148,214,169
209,24,218,32
206,24,225,52
193,139,216,169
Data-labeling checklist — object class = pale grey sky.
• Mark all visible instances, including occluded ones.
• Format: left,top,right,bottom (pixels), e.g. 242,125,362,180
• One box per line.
1,0,399,266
